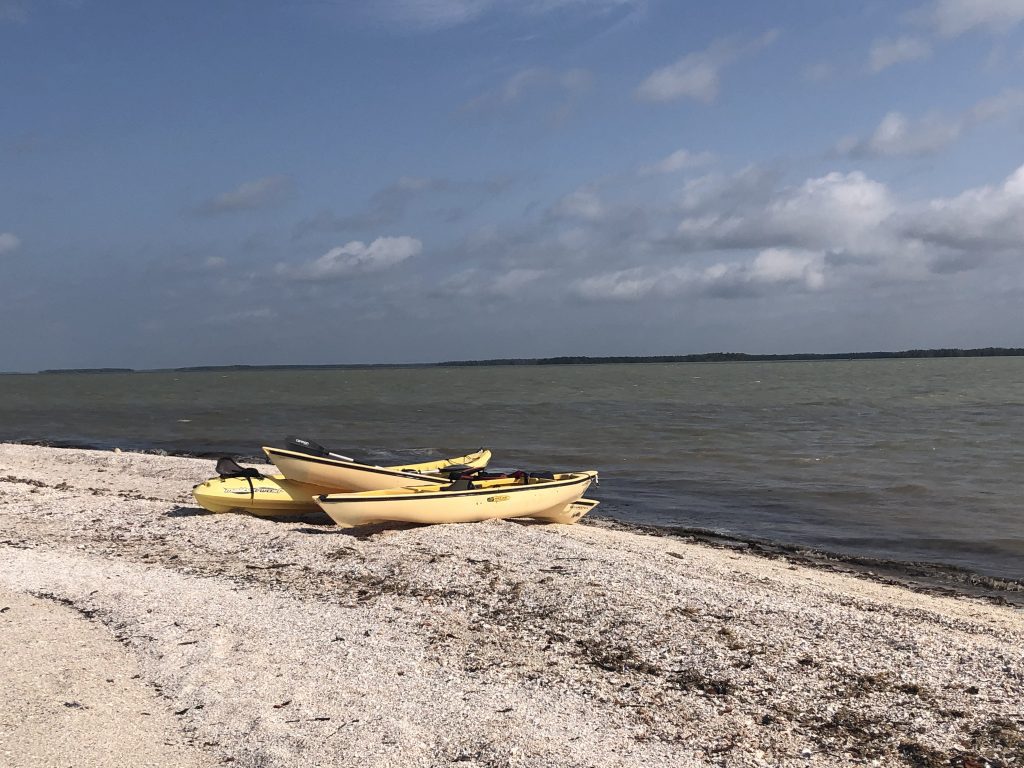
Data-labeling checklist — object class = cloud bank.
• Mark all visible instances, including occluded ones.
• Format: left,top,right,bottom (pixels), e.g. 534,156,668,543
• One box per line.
490,162,1024,304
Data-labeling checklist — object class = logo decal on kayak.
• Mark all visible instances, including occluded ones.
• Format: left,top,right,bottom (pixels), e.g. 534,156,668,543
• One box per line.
225,487,282,495
487,495,510,502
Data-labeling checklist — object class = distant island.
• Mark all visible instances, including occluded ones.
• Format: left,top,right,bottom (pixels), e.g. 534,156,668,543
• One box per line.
25,347,1024,374
36,367,136,374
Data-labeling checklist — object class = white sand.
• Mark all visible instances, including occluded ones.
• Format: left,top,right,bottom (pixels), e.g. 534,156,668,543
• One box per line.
0,587,215,768
1,443,1022,767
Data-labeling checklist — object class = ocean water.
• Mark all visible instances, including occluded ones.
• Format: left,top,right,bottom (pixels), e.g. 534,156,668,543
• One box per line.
2,359,1023,580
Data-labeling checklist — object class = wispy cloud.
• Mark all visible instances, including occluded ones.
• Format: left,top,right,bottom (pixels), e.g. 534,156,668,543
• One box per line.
636,30,779,104
303,177,446,234
461,67,592,125
368,0,642,31
639,148,715,176
0,232,20,255
296,175,514,236
194,176,292,216
868,36,931,73
440,267,547,298
969,88,1024,120
802,61,834,83
836,89,1024,157
838,111,962,157
278,236,423,281
928,0,1024,38
549,187,606,221
202,307,277,325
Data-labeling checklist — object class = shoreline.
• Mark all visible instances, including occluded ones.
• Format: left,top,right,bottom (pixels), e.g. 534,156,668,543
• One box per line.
2,442,1023,766
7,437,1024,603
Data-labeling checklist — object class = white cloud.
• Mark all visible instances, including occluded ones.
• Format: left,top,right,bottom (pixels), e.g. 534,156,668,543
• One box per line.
441,267,547,298
575,266,677,300
675,166,778,215
899,163,1024,250
676,170,896,257
572,161,1024,304
837,89,1024,158
432,160,1024,316
195,176,291,215
0,232,20,255
868,36,931,73
281,236,423,280
636,31,778,104
748,248,826,290
640,149,715,175
930,0,1024,38
839,111,962,157
636,49,721,103
574,247,826,301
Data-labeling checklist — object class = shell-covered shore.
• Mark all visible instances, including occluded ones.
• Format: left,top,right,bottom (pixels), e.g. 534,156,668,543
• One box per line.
1,443,1022,767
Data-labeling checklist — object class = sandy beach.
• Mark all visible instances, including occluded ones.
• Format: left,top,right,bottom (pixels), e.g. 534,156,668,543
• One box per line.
1,443,1022,767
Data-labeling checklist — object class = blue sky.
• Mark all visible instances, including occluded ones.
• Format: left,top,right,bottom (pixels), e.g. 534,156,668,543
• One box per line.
2,0,1023,370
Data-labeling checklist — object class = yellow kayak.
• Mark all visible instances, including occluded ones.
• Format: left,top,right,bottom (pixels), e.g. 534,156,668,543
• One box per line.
192,474,332,516
315,471,598,528
192,446,492,516
264,441,492,492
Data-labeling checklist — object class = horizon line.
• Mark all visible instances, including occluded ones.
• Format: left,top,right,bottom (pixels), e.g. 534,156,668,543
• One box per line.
6,346,1024,375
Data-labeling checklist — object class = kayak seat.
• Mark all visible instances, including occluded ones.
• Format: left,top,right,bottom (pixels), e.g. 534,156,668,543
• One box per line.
215,457,262,480
214,457,262,500
447,476,476,491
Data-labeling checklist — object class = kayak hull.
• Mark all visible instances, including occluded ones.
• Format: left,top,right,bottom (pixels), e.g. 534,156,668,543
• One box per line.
535,497,600,524
316,471,597,528
264,447,492,492
192,475,333,516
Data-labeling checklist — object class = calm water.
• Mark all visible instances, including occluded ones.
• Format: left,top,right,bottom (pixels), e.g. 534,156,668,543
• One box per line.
2,359,1023,580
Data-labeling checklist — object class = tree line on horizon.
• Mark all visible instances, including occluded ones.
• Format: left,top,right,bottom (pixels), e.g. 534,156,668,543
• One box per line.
26,347,1024,374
